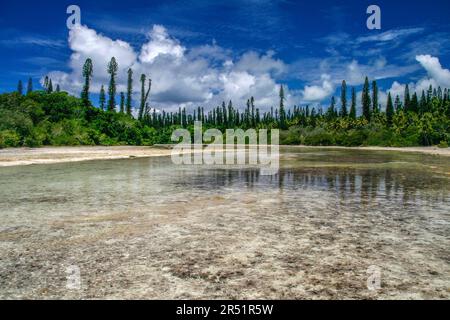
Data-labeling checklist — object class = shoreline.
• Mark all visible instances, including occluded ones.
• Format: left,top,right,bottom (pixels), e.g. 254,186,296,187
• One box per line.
286,145,450,156
0,146,176,167
0,145,449,167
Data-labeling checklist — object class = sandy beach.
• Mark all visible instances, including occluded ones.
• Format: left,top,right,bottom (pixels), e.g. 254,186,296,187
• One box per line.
0,146,175,167
0,145,449,167
288,145,450,156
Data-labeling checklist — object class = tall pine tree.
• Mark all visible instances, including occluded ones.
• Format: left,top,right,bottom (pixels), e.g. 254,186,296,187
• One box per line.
17,80,23,95
126,68,133,115
138,75,152,120
362,77,371,121
99,85,106,110
107,57,118,111
404,84,411,112
386,92,394,125
420,91,427,113
410,92,419,113
139,74,146,120
279,85,287,129
47,79,53,93
81,58,93,106
350,87,357,119
394,95,402,112
26,78,33,95
372,80,378,114
120,92,125,113
250,96,255,126
341,80,347,117
44,76,49,90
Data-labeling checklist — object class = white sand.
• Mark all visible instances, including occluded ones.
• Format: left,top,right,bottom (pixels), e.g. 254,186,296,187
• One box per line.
288,145,450,156
0,145,448,167
0,146,175,167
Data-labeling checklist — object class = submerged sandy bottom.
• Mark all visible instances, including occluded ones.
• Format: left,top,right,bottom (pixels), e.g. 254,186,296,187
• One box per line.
0,151,449,300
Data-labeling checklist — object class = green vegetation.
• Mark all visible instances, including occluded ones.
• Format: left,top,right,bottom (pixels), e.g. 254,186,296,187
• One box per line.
0,91,157,148
1,57,449,148
107,57,118,112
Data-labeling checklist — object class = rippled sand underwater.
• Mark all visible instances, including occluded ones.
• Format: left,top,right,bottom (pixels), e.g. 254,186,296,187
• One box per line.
0,148,449,299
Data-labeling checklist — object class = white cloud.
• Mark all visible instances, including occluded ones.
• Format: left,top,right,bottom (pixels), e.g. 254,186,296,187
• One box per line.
414,78,439,95
388,81,405,99
345,60,364,86
0,36,65,48
139,25,185,64
234,51,286,76
356,28,424,43
384,55,449,105
47,25,137,94
301,74,334,102
47,24,292,112
416,54,450,88
44,25,448,113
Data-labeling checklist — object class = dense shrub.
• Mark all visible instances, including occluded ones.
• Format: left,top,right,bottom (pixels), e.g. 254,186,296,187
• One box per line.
438,140,449,148
0,91,155,147
0,130,21,148
337,129,369,146
303,128,335,146
280,127,303,145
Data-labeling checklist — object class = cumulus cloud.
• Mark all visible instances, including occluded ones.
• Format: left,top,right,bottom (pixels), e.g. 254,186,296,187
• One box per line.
139,25,185,64
45,25,449,113
233,51,286,76
384,55,449,104
388,81,406,99
416,54,450,88
46,24,290,112
301,74,334,102
47,25,137,94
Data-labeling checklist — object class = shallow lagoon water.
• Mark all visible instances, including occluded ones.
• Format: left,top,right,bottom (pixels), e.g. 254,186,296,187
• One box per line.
0,147,449,299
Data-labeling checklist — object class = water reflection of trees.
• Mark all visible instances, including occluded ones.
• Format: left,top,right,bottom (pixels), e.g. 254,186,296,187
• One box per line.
175,167,449,208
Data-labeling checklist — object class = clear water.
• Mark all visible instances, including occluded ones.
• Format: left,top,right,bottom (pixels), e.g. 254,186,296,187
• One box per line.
0,148,449,299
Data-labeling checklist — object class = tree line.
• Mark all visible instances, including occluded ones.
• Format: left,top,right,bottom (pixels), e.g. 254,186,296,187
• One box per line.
8,56,450,147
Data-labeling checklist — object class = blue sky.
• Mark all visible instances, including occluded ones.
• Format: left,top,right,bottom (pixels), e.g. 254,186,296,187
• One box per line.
1,0,450,112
